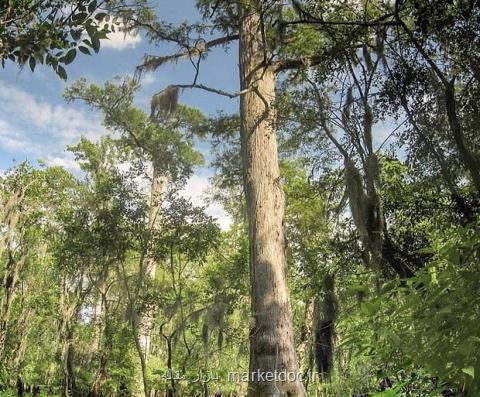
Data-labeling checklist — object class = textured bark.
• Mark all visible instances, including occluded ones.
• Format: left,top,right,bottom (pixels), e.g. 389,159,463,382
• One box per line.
59,319,76,397
131,313,149,397
58,276,84,397
145,168,169,281
90,282,109,397
139,168,168,357
0,210,26,359
239,2,303,395
65,325,76,397
297,300,314,376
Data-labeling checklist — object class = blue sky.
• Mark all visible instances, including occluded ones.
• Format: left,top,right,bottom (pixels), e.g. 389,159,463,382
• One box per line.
0,0,240,229
0,0,401,230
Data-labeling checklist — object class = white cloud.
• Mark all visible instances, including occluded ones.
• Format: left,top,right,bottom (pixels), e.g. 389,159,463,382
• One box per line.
0,81,232,230
141,72,157,86
101,30,142,50
43,153,81,171
0,81,107,171
180,174,232,231
116,167,232,230
0,120,26,151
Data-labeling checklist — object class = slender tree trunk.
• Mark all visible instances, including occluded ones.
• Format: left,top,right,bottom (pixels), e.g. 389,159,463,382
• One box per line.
139,167,168,357
65,325,76,397
130,167,168,397
90,284,109,397
239,2,303,395
297,300,313,376
0,250,26,359
313,275,337,381
57,276,85,397
444,82,480,191
88,289,105,367
118,262,150,397
58,316,76,397
131,315,150,397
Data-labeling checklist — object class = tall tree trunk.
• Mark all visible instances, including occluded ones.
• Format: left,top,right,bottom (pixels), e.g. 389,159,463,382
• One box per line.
58,276,84,397
90,283,109,397
131,314,150,397
139,167,168,357
239,2,303,395
118,261,150,397
59,316,76,397
0,249,26,359
313,275,337,381
131,167,168,397
64,325,76,397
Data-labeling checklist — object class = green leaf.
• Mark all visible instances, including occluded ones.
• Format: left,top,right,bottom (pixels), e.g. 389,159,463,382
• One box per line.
29,57,36,72
96,29,108,40
71,29,82,41
63,49,77,65
85,24,97,40
78,46,91,55
88,0,98,14
95,12,108,21
56,65,67,80
72,12,88,23
91,36,101,53
462,367,475,379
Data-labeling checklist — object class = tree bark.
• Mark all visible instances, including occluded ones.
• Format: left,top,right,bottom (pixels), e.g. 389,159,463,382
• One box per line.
60,320,76,397
313,275,337,381
0,246,27,359
139,168,168,357
58,275,85,397
0,254,20,358
90,282,109,397
65,325,76,397
239,2,303,395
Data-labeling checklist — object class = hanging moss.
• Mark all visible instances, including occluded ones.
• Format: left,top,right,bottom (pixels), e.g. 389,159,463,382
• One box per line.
217,330,223,351
366,154,380,186
205,302,226,328
202,323,209,347
375,29,387,65
150,86,179,120
342,87,354,126
345,160,368,240
364,102,374,154
362,44,374,72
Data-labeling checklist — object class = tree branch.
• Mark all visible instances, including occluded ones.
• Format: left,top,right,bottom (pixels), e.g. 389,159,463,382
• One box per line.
170,84,252,99
137,34,239,74
281,19,398,28
288,0,396,27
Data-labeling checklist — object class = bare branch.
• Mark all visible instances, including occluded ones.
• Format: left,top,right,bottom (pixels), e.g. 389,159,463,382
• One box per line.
169,84,252,99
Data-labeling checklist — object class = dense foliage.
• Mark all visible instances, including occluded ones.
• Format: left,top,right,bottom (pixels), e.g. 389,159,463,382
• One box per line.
0,0,125,78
